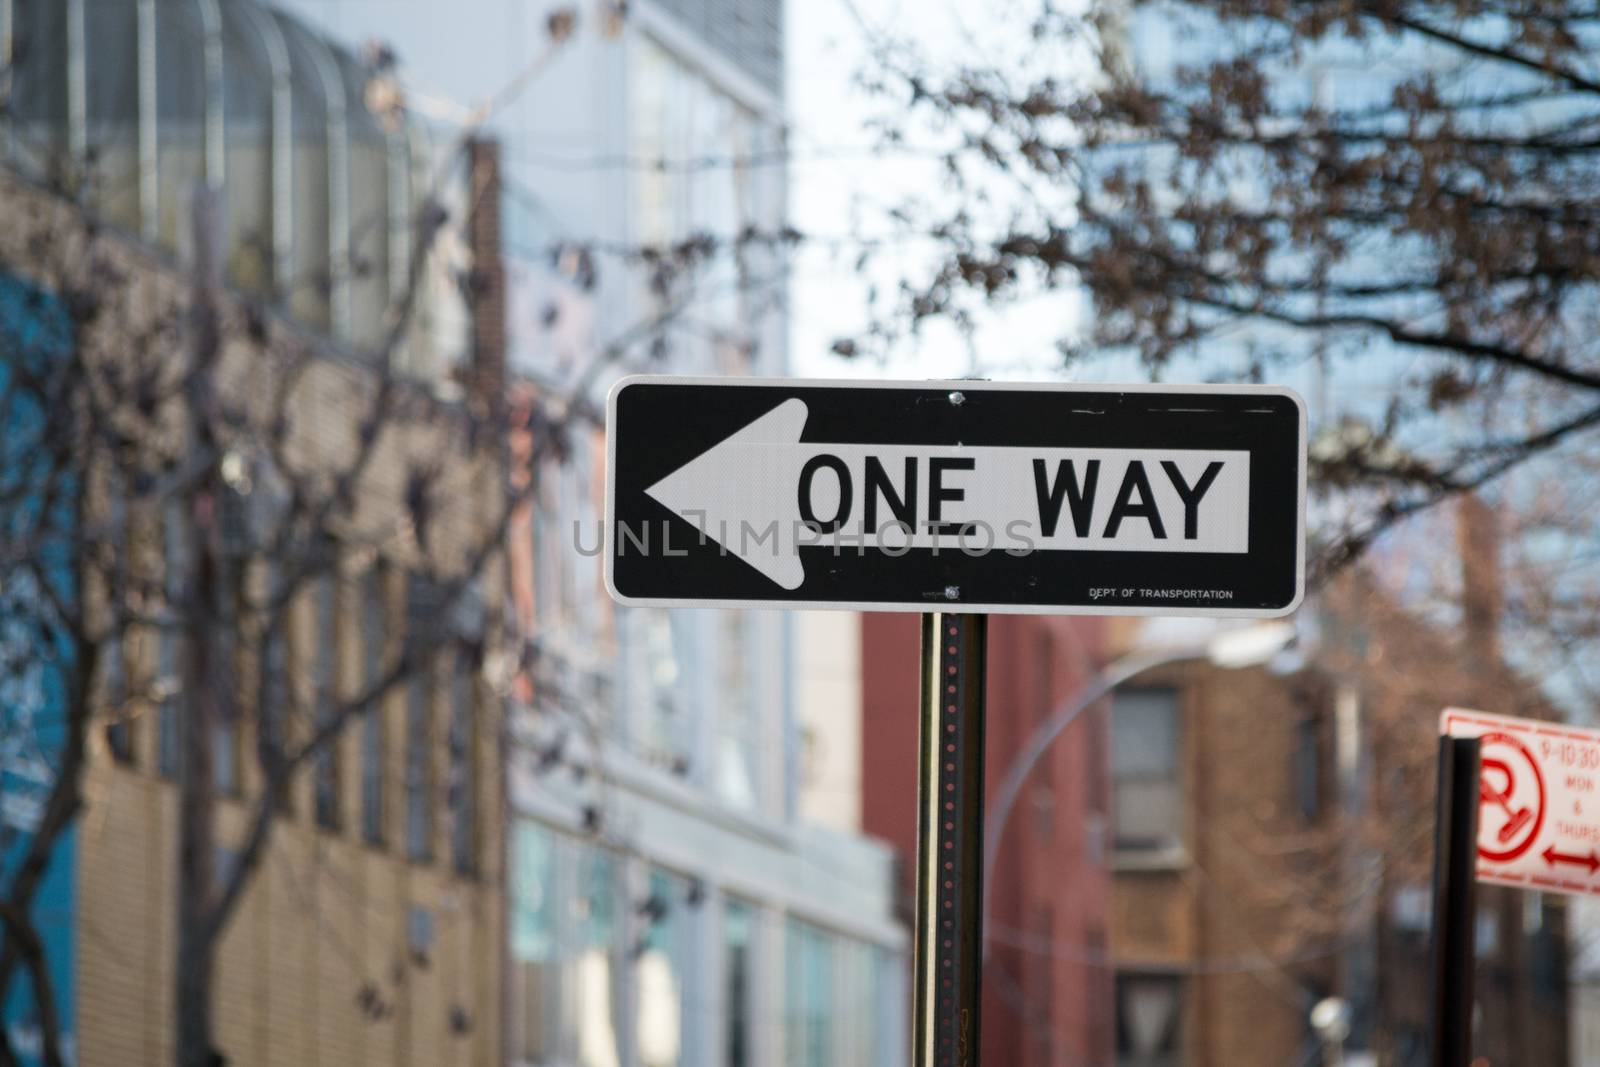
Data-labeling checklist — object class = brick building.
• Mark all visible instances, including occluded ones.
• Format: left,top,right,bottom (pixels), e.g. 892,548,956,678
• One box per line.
1105,499,1571,1067
1104,640,1342,1067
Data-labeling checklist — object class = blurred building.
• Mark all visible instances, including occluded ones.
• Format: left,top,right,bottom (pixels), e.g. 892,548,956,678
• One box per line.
1101,633,1344,1067
1103,500,1571,1067
276,1,911,1064
1320,500,1571,1067
860,612,1115,1067
0,1,503,1064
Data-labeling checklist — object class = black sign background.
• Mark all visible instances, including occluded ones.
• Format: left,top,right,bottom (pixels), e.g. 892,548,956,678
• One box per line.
606,378,1304,615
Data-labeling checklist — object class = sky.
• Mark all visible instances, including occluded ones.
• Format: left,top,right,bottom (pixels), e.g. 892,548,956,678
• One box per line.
785,0,1094,383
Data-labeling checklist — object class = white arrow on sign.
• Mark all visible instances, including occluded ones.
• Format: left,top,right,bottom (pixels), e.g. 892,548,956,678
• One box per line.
643,399,1252,591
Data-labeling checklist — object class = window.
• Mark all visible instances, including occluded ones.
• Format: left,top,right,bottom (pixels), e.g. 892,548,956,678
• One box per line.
1115,972,1182,1067
448,654,476,874
157,501,186,777
510,823,559,1063
573,845,624,1065
637,870,692,1067
361,566,386,845
214,629,240,795
785,919,834,1067
102,633,132,764
632,36,781,374
155,623,180,777
508,823,624,1066
1110,689,1183,858
259,614,289,809
404,670,433,862
837,938,882,1067
724,900,754,1067
1475,906,1499,957
408,905,435,962
647,0,784,94
214,846,239,888
312,576,340,830
213,709,240,792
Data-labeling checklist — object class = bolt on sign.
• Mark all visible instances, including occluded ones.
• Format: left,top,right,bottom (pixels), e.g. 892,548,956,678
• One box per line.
1442,708,1600,897
605,377,1306,615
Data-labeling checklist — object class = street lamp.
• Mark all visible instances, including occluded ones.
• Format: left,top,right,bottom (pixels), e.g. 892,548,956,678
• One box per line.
980,620,1297,957
1309,996,1351,1067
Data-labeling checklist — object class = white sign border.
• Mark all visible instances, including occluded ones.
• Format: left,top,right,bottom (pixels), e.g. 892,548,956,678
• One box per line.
603,375,1307,618
1442,706,1600,898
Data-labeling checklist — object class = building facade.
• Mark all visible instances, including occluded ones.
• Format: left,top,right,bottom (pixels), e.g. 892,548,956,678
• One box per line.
0,2,505,1063
275,2,911,1065
861,612,1114,1067
1103,644,1342,1067
1103,503,1572,1067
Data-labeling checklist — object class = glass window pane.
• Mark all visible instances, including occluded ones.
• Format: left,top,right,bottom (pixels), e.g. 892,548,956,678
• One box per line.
84,0,140,229
1111,689,1182,852
156,626,179,776
157,502,186,777
1115,972,1183,1066
213,630,239,794
838,938,875,1067
1111,690,1179,777
153,3,208,253
725,900,753,1067
361,700,384,844
510,822,558,1062
404,672,431,861
102,632,131,763
219,5,274,296
572,846,622,1067
631,36,775,375
785,919,833,1067
508,828,625,1067
1113,779,1182,851
448,656,475,873
213,712,238,793
637,869,689,1067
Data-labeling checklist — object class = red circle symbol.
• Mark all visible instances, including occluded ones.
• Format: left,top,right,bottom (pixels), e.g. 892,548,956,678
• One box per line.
1476,731,1545,863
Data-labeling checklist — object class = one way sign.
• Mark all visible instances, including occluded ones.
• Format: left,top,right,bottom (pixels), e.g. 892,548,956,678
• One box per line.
605,377,1305,616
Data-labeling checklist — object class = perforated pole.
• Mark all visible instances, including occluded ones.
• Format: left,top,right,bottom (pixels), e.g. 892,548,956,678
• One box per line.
914,612,987,1067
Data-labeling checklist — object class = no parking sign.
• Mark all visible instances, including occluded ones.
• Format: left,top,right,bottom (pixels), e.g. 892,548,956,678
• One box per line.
1442,707,1600,896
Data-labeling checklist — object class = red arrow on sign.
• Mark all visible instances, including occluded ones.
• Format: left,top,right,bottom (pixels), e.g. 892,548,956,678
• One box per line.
1541,845,1600,874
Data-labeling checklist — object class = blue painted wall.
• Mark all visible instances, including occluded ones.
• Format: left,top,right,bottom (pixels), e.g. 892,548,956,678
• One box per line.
0,270,78,1065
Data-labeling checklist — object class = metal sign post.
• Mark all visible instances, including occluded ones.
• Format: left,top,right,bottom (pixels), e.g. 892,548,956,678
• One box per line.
603,375,1309,1067
915,613,987,1067
1429,734,1481,1067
